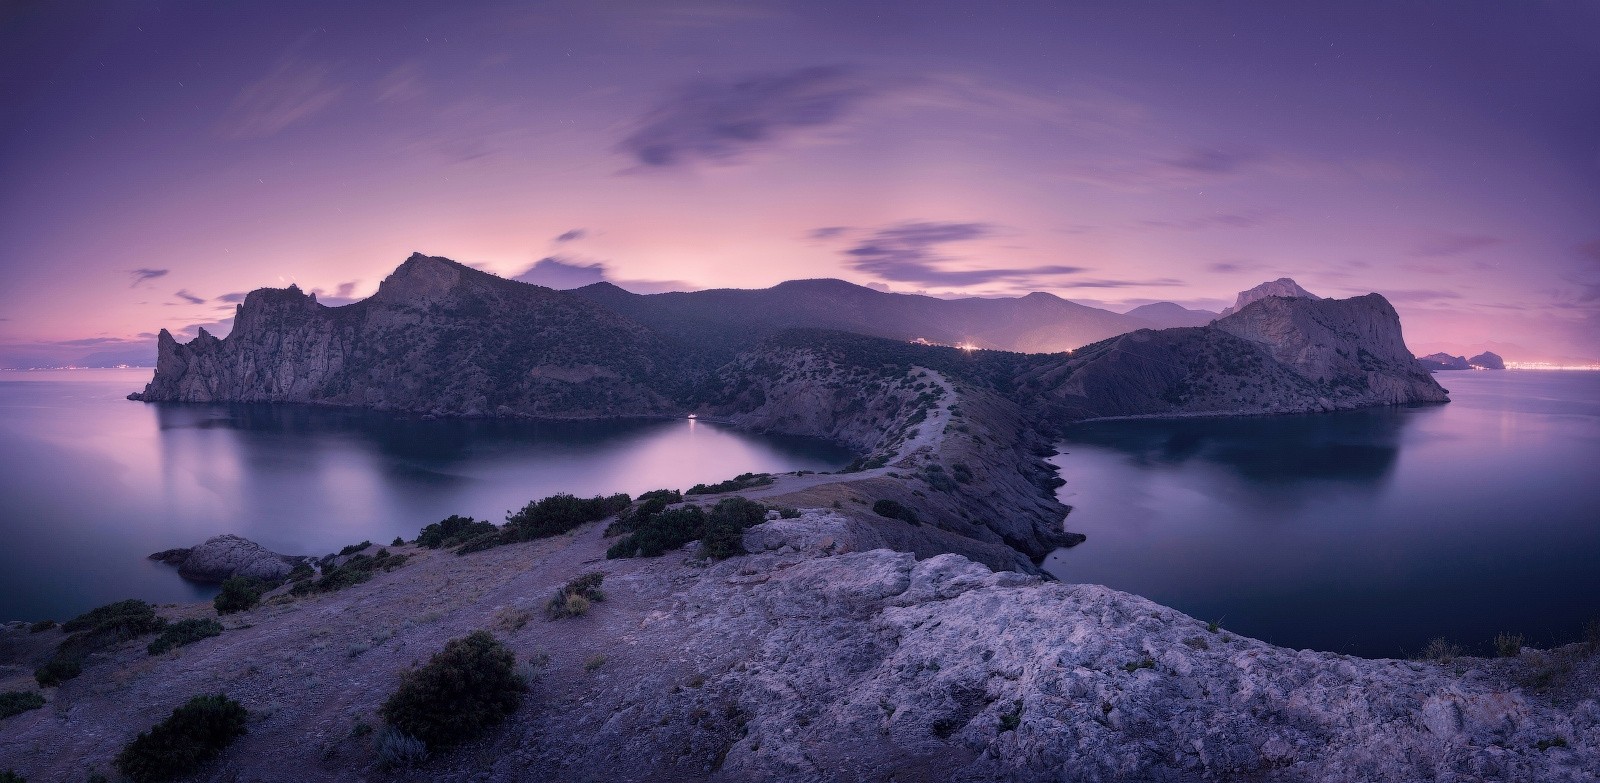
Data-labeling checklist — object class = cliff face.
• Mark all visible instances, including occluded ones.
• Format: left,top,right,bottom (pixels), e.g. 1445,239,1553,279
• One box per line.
1217,276,1320,317
131,254,673,417
1022,293,1448,422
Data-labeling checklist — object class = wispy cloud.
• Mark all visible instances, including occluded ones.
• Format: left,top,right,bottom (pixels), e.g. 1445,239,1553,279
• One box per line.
618,65,874,169
513,256,690,294
1140,211,1277,232
129,268,168,287
808,226,850,240
174,289,206,305
554,229,587,243
218,36,345,139
840,221,1087,287
1409,233,1502,258
217,292,249,303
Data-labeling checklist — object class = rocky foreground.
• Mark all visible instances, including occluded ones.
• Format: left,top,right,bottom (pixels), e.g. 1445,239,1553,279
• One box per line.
2,511,1595,782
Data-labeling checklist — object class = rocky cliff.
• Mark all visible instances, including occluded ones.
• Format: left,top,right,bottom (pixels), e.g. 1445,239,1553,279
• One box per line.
1021,293,1448,422
1419,352,1472,371
1470,351,1506,370
1217,277,1320,317
130,254,673,417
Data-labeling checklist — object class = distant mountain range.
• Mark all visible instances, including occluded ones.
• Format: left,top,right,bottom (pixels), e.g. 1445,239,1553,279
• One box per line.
131,253,1446,423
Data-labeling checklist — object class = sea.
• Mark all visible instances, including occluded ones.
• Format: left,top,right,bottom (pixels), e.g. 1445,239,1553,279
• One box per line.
0,368,851,622
1044,369,1600,658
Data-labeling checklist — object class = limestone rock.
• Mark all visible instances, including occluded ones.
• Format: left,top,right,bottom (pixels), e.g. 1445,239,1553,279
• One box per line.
1469,351,1506,370
1218,277,1320,317
151,534,301,584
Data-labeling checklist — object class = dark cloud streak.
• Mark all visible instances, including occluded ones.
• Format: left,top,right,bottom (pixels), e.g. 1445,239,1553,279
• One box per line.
842,221,1087,287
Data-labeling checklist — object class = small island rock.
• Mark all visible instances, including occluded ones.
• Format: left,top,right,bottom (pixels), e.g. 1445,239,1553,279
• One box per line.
149,534,302,584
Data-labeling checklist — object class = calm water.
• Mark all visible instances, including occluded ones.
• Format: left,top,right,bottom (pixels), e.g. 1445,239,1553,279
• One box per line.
0,369,852,622
1044,370,1600,659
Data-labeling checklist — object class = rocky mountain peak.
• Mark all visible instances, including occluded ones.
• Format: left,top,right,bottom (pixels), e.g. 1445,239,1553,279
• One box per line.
371,252,469,305
1218,277,1319,317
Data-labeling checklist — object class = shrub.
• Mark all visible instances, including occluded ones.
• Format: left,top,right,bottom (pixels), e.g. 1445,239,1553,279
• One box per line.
0,771,22,783
291,550,408,596
416,515,497,549
686,473,773,496
606,491,681,537
1418,637,1463,663
148,619,224,655
27,620,55,633
381,631,524,749
0,690,46,720
583,653,606,672
872,499,919,525
505,493,631,541
114,694,247,783
61,599,165,638
607,506,706,559
214,577,266,615
546,573,605,619
1494,632,1525,658
391,537,405,547
34,657,81,687
375,726,429,768
777,507,802,519
700,497,766,560
338,541,373,556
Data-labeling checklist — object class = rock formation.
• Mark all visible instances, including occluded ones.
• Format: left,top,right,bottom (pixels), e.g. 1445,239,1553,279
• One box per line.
1124,301,1218,328
1022,292,1448,421
1469,351,1506,370
129,253,673,418
1217,277,1319,317
148,534,303,583
1418,352,1472,371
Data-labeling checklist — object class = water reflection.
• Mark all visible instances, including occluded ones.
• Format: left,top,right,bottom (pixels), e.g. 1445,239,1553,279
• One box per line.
1045,372,1600,658
0,370,851,621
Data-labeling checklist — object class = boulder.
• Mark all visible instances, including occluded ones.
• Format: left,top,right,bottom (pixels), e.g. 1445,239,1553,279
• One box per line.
149,534,301,584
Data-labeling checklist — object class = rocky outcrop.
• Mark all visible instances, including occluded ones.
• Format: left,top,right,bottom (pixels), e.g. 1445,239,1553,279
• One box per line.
1217,277,1319,317
1470,351,1506,370
129,253,673,418
1419,352,1472,371
1022,292,1448,421
148,534,303,583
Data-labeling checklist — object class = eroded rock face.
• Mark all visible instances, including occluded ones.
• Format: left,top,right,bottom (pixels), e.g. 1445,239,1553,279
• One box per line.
1218,277,1320,317
1469,351,1506,370
523,528,1599,782
1419,352,1472,371
149,534,301,583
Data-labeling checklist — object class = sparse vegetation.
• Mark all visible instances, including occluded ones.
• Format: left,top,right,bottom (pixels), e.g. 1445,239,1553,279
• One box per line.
290,549,408,596
998,701,1023,732
546,572,606,619
33,657,81,687
584,653,607,672
686,472,773,495
375,726,429,768
1418,637,1463,663
1494,632,1525,658
700,497,766,559
416,515,497,550
27,620,55,633
0,771,22,783
607,496,769,559
36,599,169,685
872,499,919,525
147,619,224,655
114,694,247,783
1535,737,1569,751
506,493,631,540
381,631,525,750
0,691,46,720
1122,657,1156,673
214,576,268,614
338,541,373,556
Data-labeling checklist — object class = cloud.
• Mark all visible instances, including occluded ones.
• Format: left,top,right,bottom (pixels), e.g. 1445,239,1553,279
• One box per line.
174,290,206,305
809,226,850,240
1409,234,1502,258
219,38,345,139
1140,211,1277,232
513,257,690,294
309,281,362,306
129,268,169,287
554,229,587,243
1054,278,1186,289
217,292,249,303
618,65,873,169
1208,260,1262,274
841,221,1087,287
1374,289,1466,303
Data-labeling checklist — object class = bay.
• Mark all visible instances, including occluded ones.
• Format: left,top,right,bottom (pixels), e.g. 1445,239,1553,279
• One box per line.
0,369,851,622
1044,370,1600,658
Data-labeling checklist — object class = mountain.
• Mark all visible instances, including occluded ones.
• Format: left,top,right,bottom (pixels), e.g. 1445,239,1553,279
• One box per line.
130,254,674,417
1217,277,1319,317
1123,301,1218,328
1468,351,1505,370
1022,292,1448,421
570,278,1147,357
1417,352,1471,371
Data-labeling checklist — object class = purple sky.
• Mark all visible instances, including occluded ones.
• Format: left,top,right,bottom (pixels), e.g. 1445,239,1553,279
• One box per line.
2,0,1597,366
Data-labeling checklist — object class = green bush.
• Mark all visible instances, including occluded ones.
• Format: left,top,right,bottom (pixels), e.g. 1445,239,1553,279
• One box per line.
338,541,373,556
1494,632,1525,658
61,599,166,638
872,499,919,525
416,515,498,549
148,619,224,655
34,657,81,687
0,770,22,783
115,694,247,782
686,473,773,496
546,573,605,619
700,497,766,560
606,490,682,537
0,690,46,720
607,506,706,558
27,619,55,633
505,493,631,541
214,577,267,615
381,631,525,749
290,550,408,596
